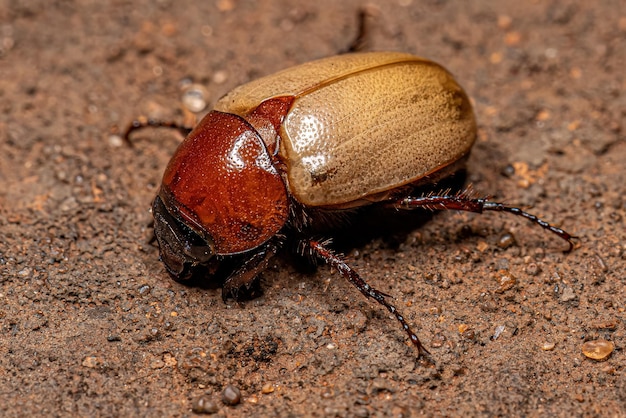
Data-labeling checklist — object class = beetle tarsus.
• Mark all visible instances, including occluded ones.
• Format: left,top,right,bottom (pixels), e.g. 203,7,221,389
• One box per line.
480,201,576,251
307,239,429,358
395,193,575,251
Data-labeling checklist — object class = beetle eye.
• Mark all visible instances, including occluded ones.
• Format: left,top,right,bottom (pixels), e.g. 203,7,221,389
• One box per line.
152,195,215,280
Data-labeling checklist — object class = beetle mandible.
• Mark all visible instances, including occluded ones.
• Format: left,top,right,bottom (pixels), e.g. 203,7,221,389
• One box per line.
126,51,574,358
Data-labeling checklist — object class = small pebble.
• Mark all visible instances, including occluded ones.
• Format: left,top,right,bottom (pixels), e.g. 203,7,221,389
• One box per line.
222,384,241,405
476,240,489,252
594,253,609,273
261,383,274,394
212,70,228,84
430,333,446,348
582,339,614,360
150,358,165,369
541,342,556,351
458,324,475,340
525,262,540,276
108,134,123,147
81,356,103,368
192,396,218,414
560,286,577,302
592,319,617,330
501,163,515,177
493,325,506,340
495,270,517,293
181,84,209,113
497,233,516,249
429,306,442,315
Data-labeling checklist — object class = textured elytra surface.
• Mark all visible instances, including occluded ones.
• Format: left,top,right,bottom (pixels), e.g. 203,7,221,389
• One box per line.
281,59,475,206
216,52,422,114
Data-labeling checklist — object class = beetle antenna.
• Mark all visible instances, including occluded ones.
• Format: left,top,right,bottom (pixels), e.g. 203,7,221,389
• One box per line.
307,239,431,359
123,117,194,146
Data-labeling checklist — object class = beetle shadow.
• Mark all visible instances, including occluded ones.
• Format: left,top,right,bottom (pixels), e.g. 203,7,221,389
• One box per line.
166,255,261,298
294,169,469,265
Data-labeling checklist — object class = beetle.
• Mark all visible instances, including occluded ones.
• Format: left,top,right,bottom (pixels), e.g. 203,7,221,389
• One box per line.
125,51,574,357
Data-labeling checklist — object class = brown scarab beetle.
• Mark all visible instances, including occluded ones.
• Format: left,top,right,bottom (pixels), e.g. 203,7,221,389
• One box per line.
126,52,574,357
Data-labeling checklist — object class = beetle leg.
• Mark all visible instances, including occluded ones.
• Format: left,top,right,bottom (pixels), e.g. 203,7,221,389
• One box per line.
307,239,430,358
344,9,371,53
394,191,575,251
222,242,280,301
123,118,194,145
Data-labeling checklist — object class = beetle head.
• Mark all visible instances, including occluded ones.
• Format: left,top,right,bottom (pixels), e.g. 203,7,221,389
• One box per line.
152,111,289,279
152,194,217,280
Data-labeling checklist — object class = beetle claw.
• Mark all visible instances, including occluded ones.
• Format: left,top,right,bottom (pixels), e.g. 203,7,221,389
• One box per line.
222,277,264,302
562,235,580,253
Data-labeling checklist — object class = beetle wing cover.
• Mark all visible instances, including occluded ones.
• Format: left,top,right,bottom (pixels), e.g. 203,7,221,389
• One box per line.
216,52,420,115
217,52,476,207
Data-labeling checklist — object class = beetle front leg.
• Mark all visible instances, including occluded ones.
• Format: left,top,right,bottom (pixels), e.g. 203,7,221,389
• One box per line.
306,239,430,359
222,242,280,301
393,190,575,251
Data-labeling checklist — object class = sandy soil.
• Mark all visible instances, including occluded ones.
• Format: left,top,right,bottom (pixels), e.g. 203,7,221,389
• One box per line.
1,0,624,416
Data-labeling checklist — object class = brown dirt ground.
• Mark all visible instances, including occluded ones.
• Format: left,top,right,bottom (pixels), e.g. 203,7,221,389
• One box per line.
1,0,624,416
